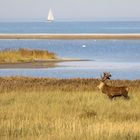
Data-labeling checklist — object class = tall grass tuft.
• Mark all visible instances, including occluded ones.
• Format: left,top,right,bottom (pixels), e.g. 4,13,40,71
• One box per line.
0,48,57,63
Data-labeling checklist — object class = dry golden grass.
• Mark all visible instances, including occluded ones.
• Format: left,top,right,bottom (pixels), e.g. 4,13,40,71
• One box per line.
0,77,140,139
0,48,56,63
0,77,139,93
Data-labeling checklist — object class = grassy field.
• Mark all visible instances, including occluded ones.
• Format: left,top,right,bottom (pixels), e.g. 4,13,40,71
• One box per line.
0,48,56,63
0,77,140,140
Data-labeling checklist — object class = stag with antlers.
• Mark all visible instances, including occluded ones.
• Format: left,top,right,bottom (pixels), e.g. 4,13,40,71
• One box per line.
97,72,129,99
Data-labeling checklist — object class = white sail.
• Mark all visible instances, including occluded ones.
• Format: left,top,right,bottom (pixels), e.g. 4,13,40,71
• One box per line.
47,9,54,22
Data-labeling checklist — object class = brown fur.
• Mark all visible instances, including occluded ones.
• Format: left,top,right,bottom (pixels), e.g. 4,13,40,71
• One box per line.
98,72,129,99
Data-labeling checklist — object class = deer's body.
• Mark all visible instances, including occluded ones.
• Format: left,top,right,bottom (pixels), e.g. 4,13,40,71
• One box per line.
98,72,129,99
98,81,129,99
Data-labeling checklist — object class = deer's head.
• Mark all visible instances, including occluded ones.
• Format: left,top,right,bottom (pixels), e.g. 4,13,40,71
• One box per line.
97,72,112,90
101,72,112,82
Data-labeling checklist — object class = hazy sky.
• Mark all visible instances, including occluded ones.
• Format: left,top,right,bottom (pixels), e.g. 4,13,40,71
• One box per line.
0,0,140,21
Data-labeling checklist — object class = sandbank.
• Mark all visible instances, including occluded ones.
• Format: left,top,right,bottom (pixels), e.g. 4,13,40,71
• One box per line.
0,59,89,69
0,33,140,39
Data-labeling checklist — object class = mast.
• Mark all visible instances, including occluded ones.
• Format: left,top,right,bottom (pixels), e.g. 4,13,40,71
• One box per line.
47,9,54,22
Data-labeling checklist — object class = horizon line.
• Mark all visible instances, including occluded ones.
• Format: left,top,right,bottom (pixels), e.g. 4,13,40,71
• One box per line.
0,18,140,22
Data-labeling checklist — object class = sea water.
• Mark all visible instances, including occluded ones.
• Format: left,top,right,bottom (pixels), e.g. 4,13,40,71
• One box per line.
0,21,140,79
0,21,140,33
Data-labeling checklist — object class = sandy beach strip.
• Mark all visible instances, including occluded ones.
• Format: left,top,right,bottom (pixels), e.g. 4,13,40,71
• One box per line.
0,33,140,39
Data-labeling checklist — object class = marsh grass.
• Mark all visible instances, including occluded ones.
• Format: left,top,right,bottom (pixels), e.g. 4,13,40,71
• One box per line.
0,77,140,139
0,48,56,63
0,77,139,93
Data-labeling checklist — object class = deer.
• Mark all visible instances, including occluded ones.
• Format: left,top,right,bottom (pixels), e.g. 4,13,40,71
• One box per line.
97,72,129,99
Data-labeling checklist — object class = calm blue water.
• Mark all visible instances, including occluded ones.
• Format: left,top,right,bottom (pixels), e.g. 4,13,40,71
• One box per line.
0,21,140,33
0,21,140,79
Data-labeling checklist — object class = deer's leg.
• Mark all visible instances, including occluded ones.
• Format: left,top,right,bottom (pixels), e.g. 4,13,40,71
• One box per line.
123,93,129,99
108,94,113,99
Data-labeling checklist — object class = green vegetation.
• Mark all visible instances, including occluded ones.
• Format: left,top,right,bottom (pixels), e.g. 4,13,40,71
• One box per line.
0,77,140,139
0,48,57,63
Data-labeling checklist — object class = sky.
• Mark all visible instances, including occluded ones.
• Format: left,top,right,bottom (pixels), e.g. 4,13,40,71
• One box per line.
0,0,140,21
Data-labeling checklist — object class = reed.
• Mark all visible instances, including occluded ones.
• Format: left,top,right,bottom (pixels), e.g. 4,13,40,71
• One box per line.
0,77,140,139
0,48,57,63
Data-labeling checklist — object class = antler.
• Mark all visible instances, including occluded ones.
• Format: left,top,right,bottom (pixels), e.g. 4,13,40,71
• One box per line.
101,72,112,81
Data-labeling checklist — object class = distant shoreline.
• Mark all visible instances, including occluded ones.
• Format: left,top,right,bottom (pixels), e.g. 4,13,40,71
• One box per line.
0,48,90,68
0,33,140,39
0,59,89,69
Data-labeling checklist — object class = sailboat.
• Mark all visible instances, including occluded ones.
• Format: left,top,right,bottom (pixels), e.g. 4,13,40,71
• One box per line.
47,9,54,22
